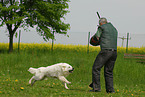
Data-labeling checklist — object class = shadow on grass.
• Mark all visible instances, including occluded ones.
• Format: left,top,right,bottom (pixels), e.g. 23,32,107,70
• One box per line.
69,88,86,92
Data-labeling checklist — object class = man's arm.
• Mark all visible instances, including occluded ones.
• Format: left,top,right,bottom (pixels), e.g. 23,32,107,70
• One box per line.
95,28,102,40
90,27,102,46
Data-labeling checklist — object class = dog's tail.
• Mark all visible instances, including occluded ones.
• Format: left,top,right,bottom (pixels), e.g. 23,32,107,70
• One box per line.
28,67,38,74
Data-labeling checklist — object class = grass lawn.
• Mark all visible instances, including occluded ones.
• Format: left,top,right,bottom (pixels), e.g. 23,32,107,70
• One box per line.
0,43,145,97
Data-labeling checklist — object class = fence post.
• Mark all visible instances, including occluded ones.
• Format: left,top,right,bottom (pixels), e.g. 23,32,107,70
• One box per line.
87,32,90,54
126,32,129,53
18,30,21,52
51,31,54,52
121,36,124,47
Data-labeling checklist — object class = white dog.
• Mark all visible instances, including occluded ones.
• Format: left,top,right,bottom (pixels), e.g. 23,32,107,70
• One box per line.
28,63,74,89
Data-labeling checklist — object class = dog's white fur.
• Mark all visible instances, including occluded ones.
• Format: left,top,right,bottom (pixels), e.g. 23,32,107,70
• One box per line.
28,63,74,89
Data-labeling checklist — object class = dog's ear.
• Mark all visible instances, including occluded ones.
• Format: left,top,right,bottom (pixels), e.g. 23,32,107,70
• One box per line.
61,65,66,71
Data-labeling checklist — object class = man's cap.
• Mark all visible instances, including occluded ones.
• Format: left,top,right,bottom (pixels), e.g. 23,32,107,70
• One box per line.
99,17,107,24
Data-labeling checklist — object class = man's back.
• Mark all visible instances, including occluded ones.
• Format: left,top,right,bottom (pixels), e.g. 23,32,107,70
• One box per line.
99,23,118,50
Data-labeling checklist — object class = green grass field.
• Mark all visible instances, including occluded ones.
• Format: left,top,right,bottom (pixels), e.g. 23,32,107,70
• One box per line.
0,43,145,97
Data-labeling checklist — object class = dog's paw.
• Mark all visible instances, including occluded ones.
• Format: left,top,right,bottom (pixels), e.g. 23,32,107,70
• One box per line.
65,87,69,89
67,82,71,84
29,81,31,84
64,83,69,89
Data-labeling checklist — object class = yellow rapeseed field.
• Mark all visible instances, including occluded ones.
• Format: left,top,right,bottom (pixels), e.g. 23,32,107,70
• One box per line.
0,43,145,53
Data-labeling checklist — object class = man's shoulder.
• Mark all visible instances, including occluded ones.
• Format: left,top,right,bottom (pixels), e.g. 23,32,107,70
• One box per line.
100,22,115,29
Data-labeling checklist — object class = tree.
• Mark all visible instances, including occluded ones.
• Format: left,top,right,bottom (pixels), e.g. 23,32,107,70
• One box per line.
0,0,70,52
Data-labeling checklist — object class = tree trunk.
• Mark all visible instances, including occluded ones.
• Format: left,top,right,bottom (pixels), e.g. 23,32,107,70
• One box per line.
9,32,14,53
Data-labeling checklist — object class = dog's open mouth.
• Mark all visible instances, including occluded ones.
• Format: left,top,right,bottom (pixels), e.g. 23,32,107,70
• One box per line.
69,68,74,73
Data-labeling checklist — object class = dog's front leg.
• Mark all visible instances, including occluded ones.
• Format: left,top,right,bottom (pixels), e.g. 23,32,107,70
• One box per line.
58,76,71,84
29,76,37,86
58,76,71,89
29,76,34,84
31,80,37,86
63,82,69,89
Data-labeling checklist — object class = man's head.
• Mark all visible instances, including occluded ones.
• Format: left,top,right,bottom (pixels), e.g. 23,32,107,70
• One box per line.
99,17,107,25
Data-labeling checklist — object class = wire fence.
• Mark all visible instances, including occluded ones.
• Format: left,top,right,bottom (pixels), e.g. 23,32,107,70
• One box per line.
118,33,145,47
53,32,145,48
1,30,145,48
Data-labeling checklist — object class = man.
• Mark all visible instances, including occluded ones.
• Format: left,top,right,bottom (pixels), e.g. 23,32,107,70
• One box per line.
89,17,118,93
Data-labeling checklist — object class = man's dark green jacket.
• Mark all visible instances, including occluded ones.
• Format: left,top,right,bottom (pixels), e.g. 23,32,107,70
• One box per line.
99,22,118,50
